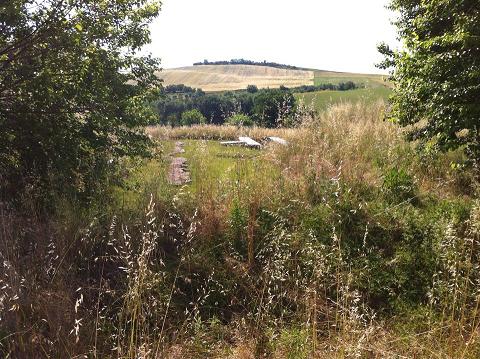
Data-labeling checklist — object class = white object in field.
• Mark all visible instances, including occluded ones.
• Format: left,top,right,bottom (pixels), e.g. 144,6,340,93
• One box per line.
220,141,245,146
266,136,288,145
238,136,262,148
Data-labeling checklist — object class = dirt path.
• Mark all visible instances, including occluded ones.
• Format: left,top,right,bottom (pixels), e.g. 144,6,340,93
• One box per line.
172,141,185,155
168,142,190,185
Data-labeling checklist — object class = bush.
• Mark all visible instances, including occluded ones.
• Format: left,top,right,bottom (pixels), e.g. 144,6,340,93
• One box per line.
382,168,416,203
253,89,296,128
225,114,254,127
0,0,161,209
181,109,206,126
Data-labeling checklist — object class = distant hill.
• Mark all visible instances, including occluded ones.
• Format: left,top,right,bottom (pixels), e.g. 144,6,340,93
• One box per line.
156,64,389,93
157,65,314,92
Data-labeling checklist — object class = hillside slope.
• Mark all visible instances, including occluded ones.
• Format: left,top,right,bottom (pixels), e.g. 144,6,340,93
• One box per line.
157,64,388,93
297,87,391,112
157,64,314,91
314,70,389,88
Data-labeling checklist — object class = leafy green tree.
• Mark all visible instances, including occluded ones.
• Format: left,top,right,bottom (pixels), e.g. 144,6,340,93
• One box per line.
197,95,228,124
225,114,254,127
181,109,206,126
0,0,161,207
246,85,258,93
378,0,480,165
253,89,296,128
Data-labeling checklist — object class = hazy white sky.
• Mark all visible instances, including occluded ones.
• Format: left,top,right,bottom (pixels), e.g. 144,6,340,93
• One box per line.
146,0,399,74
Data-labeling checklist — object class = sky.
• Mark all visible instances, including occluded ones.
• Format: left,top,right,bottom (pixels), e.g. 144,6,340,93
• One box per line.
145,0,399,74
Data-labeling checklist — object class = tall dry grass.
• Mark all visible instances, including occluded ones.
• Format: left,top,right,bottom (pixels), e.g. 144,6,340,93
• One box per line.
147,124,303,142
1,100,479,358
282,100,398,185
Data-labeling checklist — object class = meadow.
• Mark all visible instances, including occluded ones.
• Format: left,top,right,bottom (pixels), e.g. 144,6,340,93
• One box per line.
295,87,392,113
4,0,477,357
2,101,479,358
313,70,388,88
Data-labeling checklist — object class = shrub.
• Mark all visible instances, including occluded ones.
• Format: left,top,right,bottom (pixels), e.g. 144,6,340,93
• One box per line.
382,168,416,203
181,109,206,126
225,114,254,127
0,0,161,209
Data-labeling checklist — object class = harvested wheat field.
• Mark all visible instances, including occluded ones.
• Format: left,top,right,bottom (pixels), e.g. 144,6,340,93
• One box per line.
157,64,314,91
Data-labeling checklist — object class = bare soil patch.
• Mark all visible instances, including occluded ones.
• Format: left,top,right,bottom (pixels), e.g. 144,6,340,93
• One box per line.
168,142,190,185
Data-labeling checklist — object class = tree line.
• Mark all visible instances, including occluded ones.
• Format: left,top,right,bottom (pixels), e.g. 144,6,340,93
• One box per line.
193,58,301,70
287,81,358,93
156,86,296,128
156,82,359,128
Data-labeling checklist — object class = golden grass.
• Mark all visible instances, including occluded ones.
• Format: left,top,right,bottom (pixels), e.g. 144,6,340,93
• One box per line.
293,100,399,184
147,124,305,142
157,65,314,92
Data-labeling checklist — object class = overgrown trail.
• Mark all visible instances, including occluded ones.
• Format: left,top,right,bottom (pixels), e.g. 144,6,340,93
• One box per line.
168,141,190,185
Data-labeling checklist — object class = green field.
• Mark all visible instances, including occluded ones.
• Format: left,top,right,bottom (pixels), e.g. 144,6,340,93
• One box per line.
313,70,389,88
295,87,391,112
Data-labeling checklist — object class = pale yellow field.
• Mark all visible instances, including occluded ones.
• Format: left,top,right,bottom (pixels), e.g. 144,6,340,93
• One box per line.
157,64,314,91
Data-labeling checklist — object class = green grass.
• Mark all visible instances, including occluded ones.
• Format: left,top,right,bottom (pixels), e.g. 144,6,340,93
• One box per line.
114,141,174,210
182,140,281,197
296,70,391,112
123,140,282,202
296,87,391,113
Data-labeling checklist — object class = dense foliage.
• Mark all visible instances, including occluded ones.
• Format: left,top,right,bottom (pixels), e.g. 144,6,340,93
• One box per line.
379,0,480,166
181,109,206,126
225,113,254,127
0,0,161,208
288,81,358,92
157,87,296,127
156,82,359,127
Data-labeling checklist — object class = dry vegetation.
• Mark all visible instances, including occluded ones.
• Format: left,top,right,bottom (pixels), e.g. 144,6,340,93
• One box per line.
157,65,314,92
148,124,303,142
2,101,479,358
